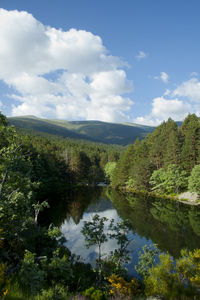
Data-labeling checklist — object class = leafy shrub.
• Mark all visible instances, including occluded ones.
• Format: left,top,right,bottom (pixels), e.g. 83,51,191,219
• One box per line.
135,245,160,278
83,286,106,300
18,250,45,296
108,274,140,299
41,284,69,300
144,249,200,299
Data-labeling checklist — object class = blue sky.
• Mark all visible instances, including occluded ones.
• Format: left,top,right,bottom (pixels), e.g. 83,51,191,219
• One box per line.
0,0,200,125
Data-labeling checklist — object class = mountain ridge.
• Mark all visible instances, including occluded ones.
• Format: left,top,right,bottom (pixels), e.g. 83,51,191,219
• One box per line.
8,115,155,145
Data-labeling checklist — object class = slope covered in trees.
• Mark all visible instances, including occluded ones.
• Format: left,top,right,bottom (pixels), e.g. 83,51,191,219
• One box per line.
111,114,200,198
0,112,125,298
8,115,155,145
1,111,200,299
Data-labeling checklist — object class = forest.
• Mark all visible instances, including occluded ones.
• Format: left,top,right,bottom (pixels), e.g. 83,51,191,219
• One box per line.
110,114,200,201
1,111,200,299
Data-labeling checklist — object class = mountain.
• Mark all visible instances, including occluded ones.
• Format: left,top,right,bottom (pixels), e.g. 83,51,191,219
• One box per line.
8,115,155,145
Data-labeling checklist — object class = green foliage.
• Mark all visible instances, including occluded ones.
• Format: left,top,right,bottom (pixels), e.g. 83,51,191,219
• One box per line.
43,253,73,287
108,274,141,299
111,115,200,194
18,250,45,296
188,164,200,195
149,168,166,193
111,142,138,188
125,177,135,189
180,114,200,172
104,162,116,183
150,164,188,194
81,214,133,279
83,286,106,300
8,115,154,146
144,249,200,299
40,285,69,300
3,110,200,299
164,164,188,193
0,115,37,263
135,245,160,278
69,260,96,292
0,112,126,297
81,214,108,270
33,200,50,224
108,219,132,268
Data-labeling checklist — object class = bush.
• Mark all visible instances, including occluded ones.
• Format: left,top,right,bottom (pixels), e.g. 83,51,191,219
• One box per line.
188,164,200,195
108,274,140,299
144,249,200,299
83,286,106,300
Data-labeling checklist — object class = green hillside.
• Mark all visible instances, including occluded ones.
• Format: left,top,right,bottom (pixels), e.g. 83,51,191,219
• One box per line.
8,115,155,145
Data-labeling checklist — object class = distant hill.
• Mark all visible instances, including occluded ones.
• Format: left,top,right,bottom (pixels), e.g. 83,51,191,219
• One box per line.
8,115,155,145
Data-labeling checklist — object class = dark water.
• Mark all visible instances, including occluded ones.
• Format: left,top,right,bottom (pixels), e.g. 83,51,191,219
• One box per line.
43,187,200,275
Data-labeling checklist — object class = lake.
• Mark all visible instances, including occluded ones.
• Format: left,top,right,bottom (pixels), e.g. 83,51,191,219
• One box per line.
43,186,200,276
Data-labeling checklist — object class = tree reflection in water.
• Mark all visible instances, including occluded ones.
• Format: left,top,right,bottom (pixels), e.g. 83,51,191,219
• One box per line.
40,187,200,266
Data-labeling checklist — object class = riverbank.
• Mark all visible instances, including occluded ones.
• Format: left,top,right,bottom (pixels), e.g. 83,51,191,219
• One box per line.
178,191,200,205
116,187,200,206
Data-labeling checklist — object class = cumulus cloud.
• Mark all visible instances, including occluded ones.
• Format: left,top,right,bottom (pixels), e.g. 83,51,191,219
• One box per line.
134,97,191,126
154,72,169,83
61,208,136,268
134,76,200,126
173,78,200,102
0,9,133,122
152,97,190,119
135,50,148,60
61,209,121,264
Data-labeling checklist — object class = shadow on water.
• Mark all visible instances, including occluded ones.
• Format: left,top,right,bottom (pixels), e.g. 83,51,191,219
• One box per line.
40,186,200,262
107,189,200,258
39,186,106,227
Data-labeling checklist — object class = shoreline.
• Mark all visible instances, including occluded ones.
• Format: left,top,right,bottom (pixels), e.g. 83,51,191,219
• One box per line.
115,187,200,206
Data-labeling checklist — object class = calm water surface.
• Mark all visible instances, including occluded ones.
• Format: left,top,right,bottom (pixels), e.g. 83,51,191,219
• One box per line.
44,187,200,275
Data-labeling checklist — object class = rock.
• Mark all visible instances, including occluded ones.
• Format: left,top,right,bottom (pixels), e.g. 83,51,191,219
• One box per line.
178,191,199,203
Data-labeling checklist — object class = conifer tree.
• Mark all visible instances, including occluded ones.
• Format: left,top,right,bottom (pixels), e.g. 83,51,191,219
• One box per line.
148,122,167,169
180,114,200,172
111,142,137,188
163,119,180,168
129,140,152,190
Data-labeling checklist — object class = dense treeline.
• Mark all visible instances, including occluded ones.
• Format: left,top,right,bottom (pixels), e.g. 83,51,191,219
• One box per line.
111,114,200,196
0,111,122,265
1,112,200,299
22,131,122,187
0,112,123,298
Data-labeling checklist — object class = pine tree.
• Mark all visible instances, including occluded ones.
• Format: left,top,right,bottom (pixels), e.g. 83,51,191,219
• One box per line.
163,119,180,168
148,121,167,169
180,114,200,172
111,141,138,188
129,140,152,190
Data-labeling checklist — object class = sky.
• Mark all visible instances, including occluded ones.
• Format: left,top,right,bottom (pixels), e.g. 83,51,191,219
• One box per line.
0,0,200,125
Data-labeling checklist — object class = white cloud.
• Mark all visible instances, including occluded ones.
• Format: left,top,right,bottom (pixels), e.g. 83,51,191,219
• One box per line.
152,97,190,119
163,89,171,96
134,76,200,126
173,78,200,102
134,97,191,126
0,9,133,122
154,72,169,83
61,209,121,264
160,72,169,83
135,51,148,60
